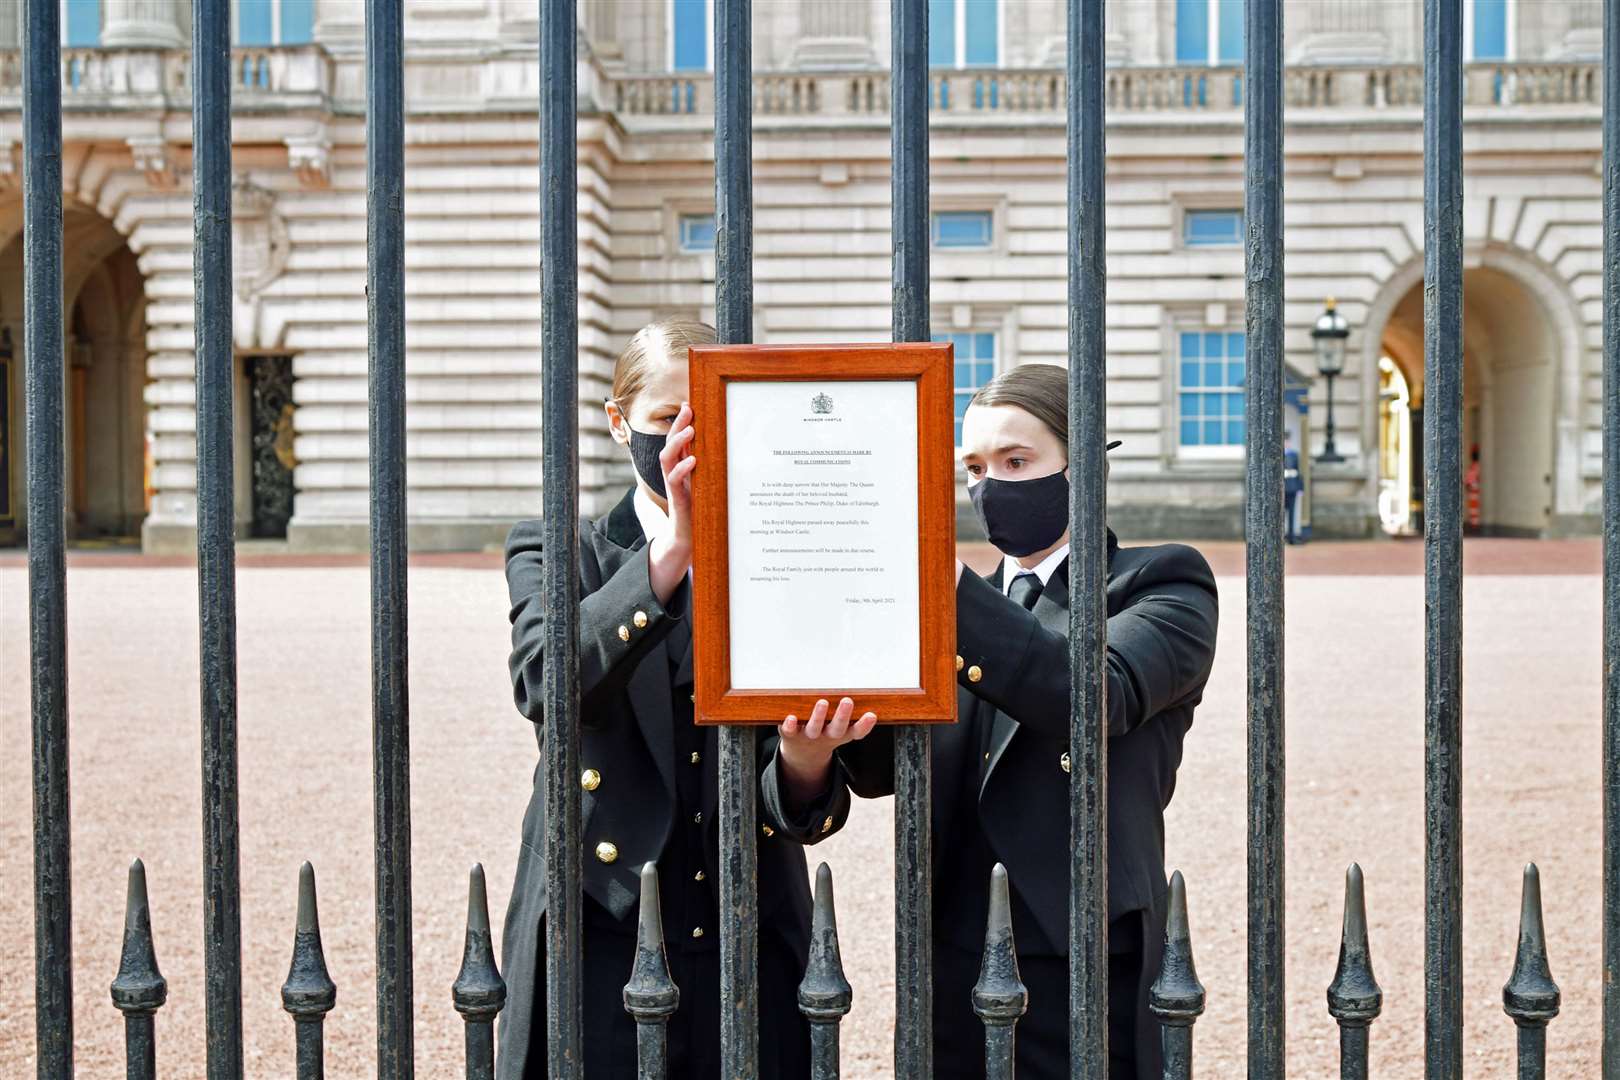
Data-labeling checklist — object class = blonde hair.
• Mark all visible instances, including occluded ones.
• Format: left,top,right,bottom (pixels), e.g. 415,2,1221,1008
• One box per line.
609,317,716,411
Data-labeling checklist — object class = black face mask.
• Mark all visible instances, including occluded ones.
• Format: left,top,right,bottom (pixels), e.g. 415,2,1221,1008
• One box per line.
969,470,1070,558
627,427,668,499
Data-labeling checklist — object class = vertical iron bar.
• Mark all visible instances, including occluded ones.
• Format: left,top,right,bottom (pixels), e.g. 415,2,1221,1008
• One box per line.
281,863,337,1080
799,864,853,1080
539,0,583,1071
1423,0,1465,1076
193,0,245,1073
714,0,758,1073
973,865,1028,1080
624,863,679,1080
1065,0,1108,1074
1243,0,1286,1073
366,1,413,1076
1327,864,1382,1080
1602,0,1619,1073
1148,872,1205,1080
453,865,507,1080
110,859,167,1080
891,0,932,1074
1502,864,1559,1080
22,0,72,1075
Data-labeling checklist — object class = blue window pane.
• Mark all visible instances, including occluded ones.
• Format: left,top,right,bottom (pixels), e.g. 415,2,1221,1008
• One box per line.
1181,420,1201,446
1217,0,1244,64
1474,0,1508,60
1203,332,1223,359
1204,419,1223,443
929,0,957,66
955,392,973,443
1180,361,1200,388
679,213,716,251
1180,393,1201,418
1227,331,1245,357
1175,0,1208,62
281,0,315,44
1226,360,1245,387
963,0,997,64
239,0,273,45
974,332,994,358
1227,418,1245,444
65,0,100,46
1184,209,1243,246
975,360,995,384
672,0,706,70
1180,332,1201,360
933,210,992,248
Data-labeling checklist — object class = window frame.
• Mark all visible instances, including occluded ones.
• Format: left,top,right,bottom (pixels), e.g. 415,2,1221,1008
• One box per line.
667,0,714,73
1174,0,1243,67
1172,323,1247,461
1463,0,1515,62
1181,207,1245,248
63,0,100,47
234,0,315,47
931,209,995,251
930,0,1004,69
677,212,717,253
933,329,1001,448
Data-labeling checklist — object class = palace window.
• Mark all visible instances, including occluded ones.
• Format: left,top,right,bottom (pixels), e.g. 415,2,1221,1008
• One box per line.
928,0,999,69
670,0,711,72
933,331,997,445
1178,329,1246,451
1175,0,1243,66
1183,208,1244,247
678,213,716,252
932,210,993,250
1467,0,1512,60
64,0,100,47
237,0,315,46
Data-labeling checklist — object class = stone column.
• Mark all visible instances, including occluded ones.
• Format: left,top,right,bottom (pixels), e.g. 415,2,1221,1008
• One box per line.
1289,0,1388,63
101,0,185,49
788,0,875,68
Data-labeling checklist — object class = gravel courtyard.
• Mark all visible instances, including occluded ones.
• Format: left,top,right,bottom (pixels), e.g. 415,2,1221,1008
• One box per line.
0,539,1602,1077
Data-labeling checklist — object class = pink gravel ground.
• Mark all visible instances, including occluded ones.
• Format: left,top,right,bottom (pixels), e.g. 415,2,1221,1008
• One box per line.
0,541,1603,1077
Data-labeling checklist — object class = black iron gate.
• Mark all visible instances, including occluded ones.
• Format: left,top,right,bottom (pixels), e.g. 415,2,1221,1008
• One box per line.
18,0,1620,1077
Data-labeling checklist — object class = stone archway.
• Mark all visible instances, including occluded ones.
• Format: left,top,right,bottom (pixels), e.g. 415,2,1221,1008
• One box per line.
1363,254,1569,537
0,198,150,544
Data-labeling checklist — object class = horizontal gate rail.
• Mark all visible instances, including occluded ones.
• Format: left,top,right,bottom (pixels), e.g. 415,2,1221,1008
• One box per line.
23,0,73,1074
280,863,337,1080
1326,864,1382,1080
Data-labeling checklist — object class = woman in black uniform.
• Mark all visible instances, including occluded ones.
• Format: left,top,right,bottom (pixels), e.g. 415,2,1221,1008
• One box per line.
776,363,1219,1080
497,317,877,1080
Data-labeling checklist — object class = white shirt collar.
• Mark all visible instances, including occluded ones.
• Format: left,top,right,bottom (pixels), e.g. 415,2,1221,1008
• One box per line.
632,484,668,545
1002,544,1069,596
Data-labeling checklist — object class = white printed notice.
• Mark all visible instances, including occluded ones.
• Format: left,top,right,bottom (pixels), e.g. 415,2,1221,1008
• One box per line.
725,379,920,690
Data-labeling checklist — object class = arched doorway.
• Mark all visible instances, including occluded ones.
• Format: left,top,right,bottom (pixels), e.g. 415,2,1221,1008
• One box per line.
1372,264,1559,537
0,200,150,546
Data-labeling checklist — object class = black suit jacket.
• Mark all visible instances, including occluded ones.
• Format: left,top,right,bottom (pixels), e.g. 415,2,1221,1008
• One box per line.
831,530,1218,946
496,489,849,1080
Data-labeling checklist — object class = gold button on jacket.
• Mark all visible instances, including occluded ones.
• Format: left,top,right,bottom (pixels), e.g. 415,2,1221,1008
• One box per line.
955,654,964,672
580,768,601,791
820,815,834,834
967,664,983,683
633,610,649,628
761,825,775,838
1060,752,1072,774
594,841,618,864
617,625,630,642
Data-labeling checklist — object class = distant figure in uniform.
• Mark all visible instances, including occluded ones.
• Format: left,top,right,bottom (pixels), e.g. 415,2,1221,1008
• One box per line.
498,317,877,1080
775,364,1219,1080
1284,428,1304,544
1465,443,1482,533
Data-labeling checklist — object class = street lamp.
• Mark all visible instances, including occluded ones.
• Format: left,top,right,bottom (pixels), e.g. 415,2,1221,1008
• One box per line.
1312,297,1350,464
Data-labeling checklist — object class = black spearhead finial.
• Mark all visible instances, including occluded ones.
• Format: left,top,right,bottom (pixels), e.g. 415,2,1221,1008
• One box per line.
1327,863,1383,1025
971,864,1028,1027
1149,870,1206,1026
798,862,854,1023
1502,863,1560,1026
281,862,337,1020
453,863,508,1022
110,858,168,1016
623,862,680,1023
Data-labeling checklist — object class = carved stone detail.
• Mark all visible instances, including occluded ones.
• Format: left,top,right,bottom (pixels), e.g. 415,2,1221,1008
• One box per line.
127,136,177,190
285,135,332,189
232,175,292,301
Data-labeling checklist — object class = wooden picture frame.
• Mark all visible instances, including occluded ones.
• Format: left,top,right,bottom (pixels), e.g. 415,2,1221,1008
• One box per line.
690,342,958,725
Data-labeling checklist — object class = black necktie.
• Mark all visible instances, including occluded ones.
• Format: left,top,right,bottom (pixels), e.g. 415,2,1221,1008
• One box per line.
1008,571,1043,612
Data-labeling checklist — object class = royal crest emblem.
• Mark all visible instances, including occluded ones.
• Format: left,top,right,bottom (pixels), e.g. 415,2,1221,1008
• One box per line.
810,392,834,415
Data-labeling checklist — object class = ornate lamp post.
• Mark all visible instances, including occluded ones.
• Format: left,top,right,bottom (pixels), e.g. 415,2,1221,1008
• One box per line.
1312,298,1350,464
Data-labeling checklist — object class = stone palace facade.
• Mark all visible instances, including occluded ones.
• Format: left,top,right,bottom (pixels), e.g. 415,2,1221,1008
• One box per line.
0,0,1606,550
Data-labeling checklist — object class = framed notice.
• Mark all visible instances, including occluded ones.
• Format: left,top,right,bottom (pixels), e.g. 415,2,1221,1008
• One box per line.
690,342,957,725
